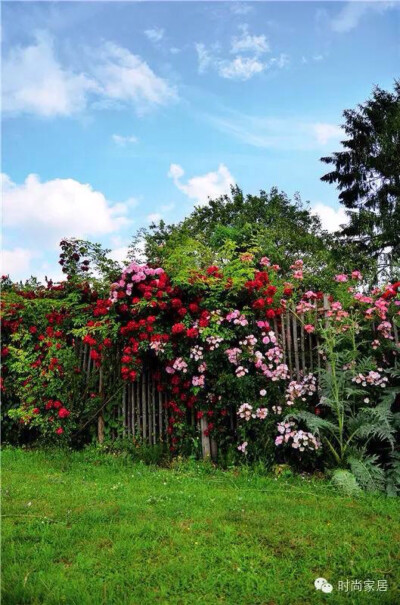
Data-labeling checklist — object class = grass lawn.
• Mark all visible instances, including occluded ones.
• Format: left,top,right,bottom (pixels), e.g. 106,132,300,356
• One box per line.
2,448,400,604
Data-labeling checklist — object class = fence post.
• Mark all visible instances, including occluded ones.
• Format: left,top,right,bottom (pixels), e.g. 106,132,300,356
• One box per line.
393,320,399,346
200,417,211,459
323,294,331,372
210,437,218,461
292,313,300,379
97,366,105,444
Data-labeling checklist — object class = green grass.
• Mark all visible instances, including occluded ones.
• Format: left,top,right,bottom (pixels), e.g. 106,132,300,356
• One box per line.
2,448,399,605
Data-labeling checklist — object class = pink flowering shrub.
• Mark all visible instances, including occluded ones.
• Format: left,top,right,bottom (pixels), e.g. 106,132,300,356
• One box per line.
1,243,399,490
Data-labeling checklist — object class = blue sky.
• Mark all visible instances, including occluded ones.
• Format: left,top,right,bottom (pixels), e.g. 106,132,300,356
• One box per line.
2,0,399,281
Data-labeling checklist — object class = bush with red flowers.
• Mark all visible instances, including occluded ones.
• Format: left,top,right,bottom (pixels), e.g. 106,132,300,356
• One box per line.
1,249,399,489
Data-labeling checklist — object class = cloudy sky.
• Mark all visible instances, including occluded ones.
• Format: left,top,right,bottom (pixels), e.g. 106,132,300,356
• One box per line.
2,0,399,281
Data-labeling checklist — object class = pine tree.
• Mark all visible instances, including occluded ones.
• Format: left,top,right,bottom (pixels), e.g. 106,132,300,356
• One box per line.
321,82,400,275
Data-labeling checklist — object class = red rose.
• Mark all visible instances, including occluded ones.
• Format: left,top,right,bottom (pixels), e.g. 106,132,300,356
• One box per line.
172,323,185,335
33,407,40,414
253,298,265,309
58,407,70,419
29,326,38,334
56,427,64,435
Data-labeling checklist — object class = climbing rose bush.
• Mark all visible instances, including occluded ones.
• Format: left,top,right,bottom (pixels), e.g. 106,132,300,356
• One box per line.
1,255,399,475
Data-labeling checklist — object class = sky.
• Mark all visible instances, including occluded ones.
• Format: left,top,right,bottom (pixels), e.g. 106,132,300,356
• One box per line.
2,0,399,281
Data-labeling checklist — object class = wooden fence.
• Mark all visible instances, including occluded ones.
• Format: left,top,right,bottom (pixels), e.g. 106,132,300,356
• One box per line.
76,297,398,457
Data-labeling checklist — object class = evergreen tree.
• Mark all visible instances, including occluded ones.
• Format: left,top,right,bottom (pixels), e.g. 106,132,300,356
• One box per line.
321,82,400,274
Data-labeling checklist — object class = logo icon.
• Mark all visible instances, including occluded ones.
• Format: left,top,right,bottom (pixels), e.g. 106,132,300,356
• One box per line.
314,577,333,593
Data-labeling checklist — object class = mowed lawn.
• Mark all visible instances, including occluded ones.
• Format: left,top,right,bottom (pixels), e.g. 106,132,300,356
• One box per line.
2,448,399,605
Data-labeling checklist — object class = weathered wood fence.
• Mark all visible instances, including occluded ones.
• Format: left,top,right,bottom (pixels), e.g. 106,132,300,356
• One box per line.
76,297,398,456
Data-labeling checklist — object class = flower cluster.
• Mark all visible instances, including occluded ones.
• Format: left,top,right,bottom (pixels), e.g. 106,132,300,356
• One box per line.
352,371,388,388
275,422,320,451
286,374,317,406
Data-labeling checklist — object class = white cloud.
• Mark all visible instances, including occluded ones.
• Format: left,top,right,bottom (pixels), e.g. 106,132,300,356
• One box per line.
144,27,164,43
218,56,266,80
168,164,185,180
196,30,287,81
313,123,342,145
230,3,254,16
111,239,146,264
92,42,177,113
2,173,130,246
147,213,162,223
195,43,213,74
267,54,290,69
1,248,37,280
168,163,235,205
108,246,130,264
2,32,176,117
331,1,394,33
311,203,348,232
112,134,138,146
230,27,270,55
206,110,343,150
2,31,96,117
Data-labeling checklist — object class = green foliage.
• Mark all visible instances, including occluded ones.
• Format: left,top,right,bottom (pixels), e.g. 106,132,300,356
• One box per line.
289,313,399,493
331,469,362,497
132,186,374,289
321,81,400,277
58,238,122,293
347,454,386,493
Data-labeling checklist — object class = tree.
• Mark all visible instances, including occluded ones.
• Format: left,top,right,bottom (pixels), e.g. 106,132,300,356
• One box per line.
321,82,400,274
130,186,374,290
